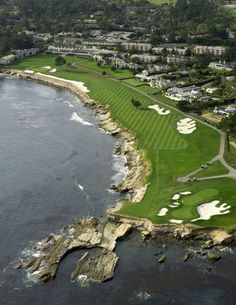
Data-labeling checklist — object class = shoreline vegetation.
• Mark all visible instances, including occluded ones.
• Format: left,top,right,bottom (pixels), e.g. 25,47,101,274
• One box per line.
4,69,236,285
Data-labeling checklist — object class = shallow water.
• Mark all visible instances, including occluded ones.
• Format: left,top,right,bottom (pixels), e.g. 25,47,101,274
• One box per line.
0,77,235,305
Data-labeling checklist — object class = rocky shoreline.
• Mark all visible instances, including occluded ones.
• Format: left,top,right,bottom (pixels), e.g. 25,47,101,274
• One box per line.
5,70,236,285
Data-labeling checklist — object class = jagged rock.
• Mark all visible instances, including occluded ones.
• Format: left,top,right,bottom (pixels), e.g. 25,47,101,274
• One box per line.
183,251,193,262
71,250,118,283
20,217,131,282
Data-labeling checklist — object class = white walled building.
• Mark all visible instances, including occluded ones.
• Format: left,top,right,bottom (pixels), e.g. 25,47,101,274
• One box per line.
121,42,152,52
194,46,225,56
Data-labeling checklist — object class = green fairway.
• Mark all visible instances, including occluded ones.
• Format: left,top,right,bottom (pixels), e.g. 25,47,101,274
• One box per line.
9,55,236,230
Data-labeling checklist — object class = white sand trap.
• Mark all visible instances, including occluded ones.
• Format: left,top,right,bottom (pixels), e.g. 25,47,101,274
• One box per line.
172,202,180,206
169,219,183,224
49,69,57,73
191,200,231,222
180,191,192,195
169,204,178,208
180,118,193,124
70,112,94,126
177,118,196,135
148,104,170,116
157,208,168,216
36,73,90,93
42,66,51,69
172,194,180,200
24,70,35,74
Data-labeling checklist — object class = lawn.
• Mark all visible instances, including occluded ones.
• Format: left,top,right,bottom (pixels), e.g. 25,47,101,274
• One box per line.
195,160,229,178
149,0,176,5
9,54,236,230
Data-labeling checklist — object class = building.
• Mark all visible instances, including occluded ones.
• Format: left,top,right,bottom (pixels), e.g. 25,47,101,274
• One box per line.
150,78,176,89
0,54,16,65
121,42,152,52
15,48,39,59
130,54,158,63
152,46,189,55
209,61,233,71
194,46,225,56
166,86,202,102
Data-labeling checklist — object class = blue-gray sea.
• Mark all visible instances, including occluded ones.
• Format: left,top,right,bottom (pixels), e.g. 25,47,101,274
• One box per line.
0,77,235,305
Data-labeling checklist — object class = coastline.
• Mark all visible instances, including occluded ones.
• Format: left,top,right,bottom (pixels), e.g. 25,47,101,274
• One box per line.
6,70,236,246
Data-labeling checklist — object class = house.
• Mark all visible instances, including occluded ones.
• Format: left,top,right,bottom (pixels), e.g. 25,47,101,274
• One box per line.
209,61,233,71
121,42,152,52
194,46,225,56
0,54,16,65
166,86,202,102
227,29,236,39
205,87,219,94
150,78,176,89
35,33,52,41
152,46,189,55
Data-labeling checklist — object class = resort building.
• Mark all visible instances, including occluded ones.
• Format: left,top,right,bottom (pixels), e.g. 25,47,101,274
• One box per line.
194,46,225,56
208,61,234,71
166,86,202,102
121,42,152,52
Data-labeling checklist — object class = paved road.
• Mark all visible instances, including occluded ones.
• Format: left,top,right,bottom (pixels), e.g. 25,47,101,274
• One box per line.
78,62,236,182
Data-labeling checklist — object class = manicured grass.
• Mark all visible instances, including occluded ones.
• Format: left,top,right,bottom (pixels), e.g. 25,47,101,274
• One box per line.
122,78,144,87
9,54,236,230
149,0,176,5
195,160,229,178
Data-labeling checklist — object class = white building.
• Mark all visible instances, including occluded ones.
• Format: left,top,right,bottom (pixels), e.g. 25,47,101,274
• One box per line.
130,54,158,63
194,46,225,56
166,86,202,102
209,61,233,71
15,48,39,59
150,78,176,89
121,42,152,52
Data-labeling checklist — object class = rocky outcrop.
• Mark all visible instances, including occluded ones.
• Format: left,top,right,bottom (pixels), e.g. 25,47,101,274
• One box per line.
71,250,118,283
18,217,131,283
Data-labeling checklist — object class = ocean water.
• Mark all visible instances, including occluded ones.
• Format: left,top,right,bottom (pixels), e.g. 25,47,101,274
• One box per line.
0,77,235,305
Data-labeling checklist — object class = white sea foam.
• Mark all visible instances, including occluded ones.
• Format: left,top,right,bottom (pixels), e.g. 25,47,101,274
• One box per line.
64,100,74,108
111,154,128,184
70,112,94,126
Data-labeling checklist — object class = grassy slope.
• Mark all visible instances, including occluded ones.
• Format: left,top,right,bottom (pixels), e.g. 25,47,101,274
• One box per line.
149,0,176,5
9,55,236,230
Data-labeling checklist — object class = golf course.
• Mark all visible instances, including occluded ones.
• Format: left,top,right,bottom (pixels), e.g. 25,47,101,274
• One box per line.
9,54,236,230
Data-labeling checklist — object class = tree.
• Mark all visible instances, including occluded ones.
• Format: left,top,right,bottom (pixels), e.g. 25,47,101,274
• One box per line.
55,56,66,70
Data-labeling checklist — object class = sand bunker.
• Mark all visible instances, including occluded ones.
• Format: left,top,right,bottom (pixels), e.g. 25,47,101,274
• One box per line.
180,191,192,195
157,208,168,216
42,66,51,69
70,112,94,126
148,104,170,116
24,70,35,74
172,194,180,200
49,69,57,73
191,200,231,222
177,118,196,135
169,219,183,224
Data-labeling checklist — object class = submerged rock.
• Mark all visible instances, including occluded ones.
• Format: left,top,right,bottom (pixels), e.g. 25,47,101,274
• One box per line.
207,251,221,263
158,254,166,263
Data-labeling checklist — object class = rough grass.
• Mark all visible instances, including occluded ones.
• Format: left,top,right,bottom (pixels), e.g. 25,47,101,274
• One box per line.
9,54,236,230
